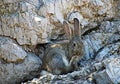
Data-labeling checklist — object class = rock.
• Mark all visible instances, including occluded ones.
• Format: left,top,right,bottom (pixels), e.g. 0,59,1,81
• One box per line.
0,37,42,84
95,42,120,62
0,37,27,63
94,57,120,84
93,70,113,84
99,21,120,34
0,1,54,45
23,71,92,84
67,11,89,27
83,33,120,60
0,0,116,46
0,52,42,84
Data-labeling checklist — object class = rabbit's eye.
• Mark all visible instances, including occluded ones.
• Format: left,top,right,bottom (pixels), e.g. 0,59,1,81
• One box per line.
73,43,76,47
73,42,77,47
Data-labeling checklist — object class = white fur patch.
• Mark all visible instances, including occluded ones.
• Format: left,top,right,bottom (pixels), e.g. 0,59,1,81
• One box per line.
62,55,69,66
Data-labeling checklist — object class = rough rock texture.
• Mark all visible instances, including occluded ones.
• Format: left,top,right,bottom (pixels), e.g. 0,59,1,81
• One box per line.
0,0,117,45
0,52,42,84
0,37,42,84
0,37,27,63
83,33,120,60
0,0,120,84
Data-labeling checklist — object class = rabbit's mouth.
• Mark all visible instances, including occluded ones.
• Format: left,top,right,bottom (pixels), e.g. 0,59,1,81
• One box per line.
72,52,81,56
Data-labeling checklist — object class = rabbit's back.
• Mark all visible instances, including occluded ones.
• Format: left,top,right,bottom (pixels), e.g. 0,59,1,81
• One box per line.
43,44,70,74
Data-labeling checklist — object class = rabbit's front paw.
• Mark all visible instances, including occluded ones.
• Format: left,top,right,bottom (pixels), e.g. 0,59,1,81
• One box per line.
70,56,80,69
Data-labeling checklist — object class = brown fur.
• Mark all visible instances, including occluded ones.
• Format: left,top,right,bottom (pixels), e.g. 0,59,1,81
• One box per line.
42,18,84,75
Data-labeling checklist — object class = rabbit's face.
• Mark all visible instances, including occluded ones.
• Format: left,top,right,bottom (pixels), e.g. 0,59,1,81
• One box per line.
63,18,84,60
68,37,84,59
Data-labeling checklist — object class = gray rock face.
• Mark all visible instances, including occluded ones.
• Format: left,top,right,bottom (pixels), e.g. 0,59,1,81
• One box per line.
94,57,120,84
82,33,120,60
95,42,120,62
0,37,42,84
0,37,27,63
99,21,120,33
0,53,42,84
0,0,116,45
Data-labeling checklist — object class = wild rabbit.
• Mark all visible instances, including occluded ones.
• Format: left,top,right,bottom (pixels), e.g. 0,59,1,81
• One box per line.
42,18,84,75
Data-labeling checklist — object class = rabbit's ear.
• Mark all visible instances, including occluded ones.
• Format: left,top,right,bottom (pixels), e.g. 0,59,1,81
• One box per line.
63,21,72,39
74,18,81,37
